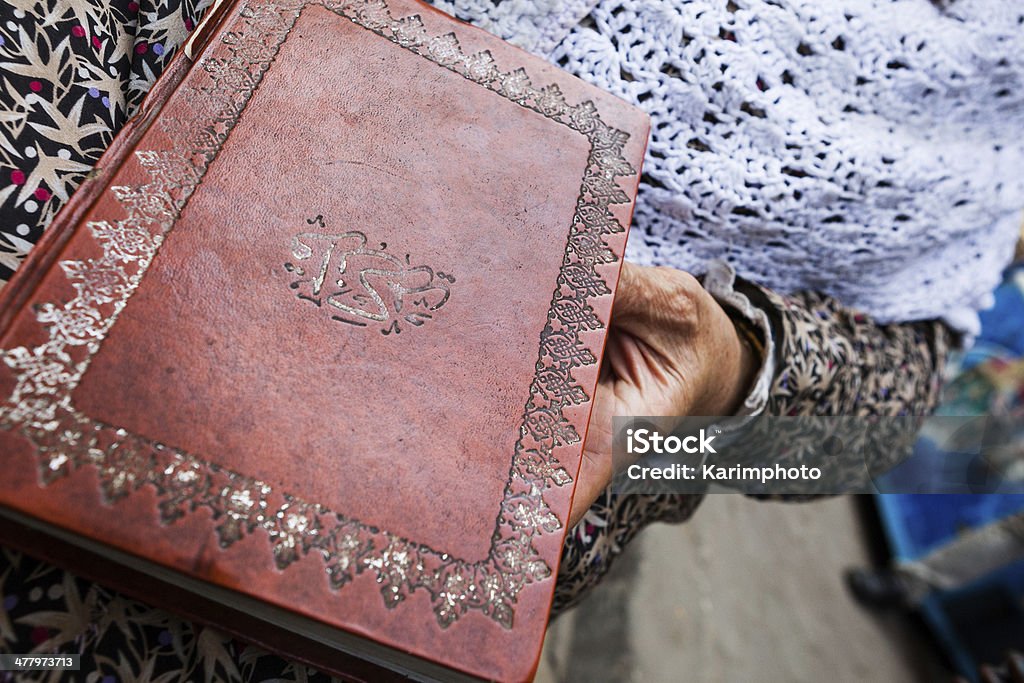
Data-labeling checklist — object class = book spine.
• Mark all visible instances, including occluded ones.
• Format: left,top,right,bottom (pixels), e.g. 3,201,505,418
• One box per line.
0,0,240,338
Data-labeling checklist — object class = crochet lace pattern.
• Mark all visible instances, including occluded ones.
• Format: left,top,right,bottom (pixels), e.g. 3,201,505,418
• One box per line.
429,0,1024,335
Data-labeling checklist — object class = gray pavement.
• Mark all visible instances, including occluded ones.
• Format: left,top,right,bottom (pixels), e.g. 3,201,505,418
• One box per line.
536,495,947,683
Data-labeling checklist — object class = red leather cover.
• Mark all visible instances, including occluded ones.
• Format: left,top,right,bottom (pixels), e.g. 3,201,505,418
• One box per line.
0,1,647,680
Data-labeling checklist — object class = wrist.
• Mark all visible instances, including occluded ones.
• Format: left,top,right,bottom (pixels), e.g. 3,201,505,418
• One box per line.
695,261,773,418
692,295,761,417
722,310,761,414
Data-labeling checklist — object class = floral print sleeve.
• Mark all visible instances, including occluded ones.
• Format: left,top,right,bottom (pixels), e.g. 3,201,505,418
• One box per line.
743,282,953,419
722,281,954,496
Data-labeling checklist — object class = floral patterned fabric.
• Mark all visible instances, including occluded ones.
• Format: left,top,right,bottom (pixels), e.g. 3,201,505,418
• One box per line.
0,0,212,280
0,0,953,678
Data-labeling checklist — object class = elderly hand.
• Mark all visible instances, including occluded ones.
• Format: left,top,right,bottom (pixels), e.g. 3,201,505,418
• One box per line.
569,261,758,527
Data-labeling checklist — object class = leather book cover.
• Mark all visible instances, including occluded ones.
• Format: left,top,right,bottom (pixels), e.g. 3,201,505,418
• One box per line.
0,0,648,680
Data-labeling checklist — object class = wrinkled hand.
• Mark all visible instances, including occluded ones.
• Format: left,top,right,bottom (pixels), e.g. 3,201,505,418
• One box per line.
569,262,758,527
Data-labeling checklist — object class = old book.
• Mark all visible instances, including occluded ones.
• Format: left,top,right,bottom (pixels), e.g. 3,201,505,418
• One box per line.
0,0,647,680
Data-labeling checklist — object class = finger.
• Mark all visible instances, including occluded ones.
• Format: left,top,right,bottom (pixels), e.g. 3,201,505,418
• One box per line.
604,333,630,383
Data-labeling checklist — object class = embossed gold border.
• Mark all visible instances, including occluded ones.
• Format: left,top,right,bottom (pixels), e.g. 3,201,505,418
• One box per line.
0,0,636,629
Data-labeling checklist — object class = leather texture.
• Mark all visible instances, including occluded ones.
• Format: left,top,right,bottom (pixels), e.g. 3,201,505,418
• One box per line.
0,0,647,680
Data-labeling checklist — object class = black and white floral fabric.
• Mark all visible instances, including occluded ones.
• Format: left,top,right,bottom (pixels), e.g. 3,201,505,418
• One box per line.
0,0,212,280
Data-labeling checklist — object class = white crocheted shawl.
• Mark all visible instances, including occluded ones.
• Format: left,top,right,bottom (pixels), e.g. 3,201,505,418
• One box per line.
430,0,1024,335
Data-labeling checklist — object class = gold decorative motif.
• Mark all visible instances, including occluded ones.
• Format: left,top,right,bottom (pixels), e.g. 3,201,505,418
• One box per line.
285,215,454,335
0,0,637,630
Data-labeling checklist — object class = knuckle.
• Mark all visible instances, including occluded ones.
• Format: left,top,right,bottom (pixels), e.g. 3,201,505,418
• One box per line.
657,268,703,312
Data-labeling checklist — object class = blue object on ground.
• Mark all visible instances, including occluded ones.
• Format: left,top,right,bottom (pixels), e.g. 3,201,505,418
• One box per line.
872,263,1024,681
